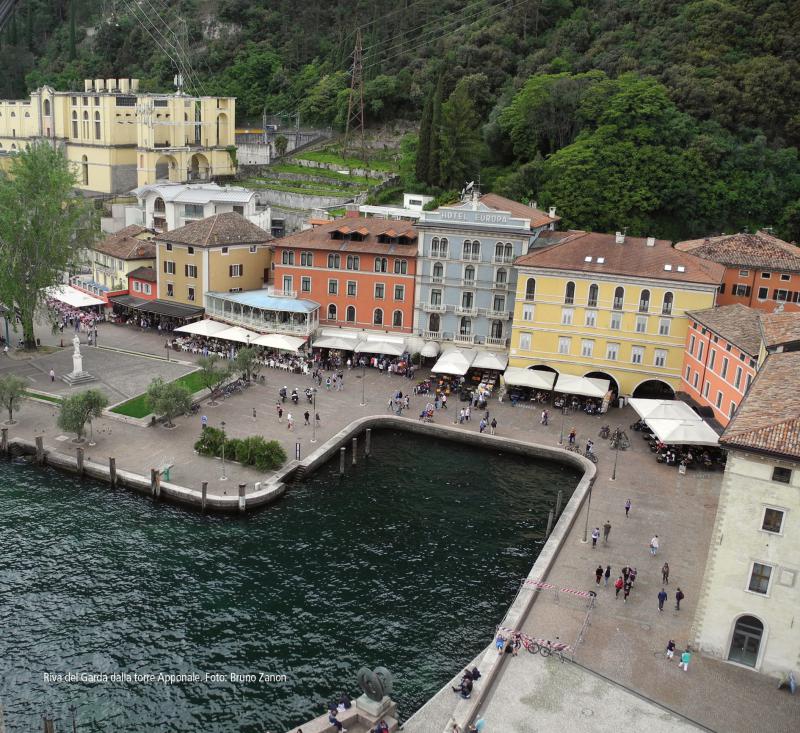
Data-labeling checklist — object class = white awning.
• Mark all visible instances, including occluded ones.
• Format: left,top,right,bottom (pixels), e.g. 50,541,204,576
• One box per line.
472,351,509,371
355,339,405,356
404,336,425,355
313,334,359,350
502,367,557,391
47,285,105,308
431,348,476,376
420,341,440,358
646,418,719,446
174,319,230,337
252,333,306,352
214,326,261,344
554,374,610,398
629,398,698,422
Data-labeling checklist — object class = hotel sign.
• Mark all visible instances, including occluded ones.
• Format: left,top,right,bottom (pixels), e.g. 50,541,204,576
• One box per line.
422,207,529,230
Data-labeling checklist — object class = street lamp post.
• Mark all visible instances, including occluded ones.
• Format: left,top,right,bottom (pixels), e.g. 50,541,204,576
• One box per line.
220,420,228,481
360,360,366,407
610,439,620,481
558,405,566,445
581,480,594,543
311,387,317,443
165,341,170,362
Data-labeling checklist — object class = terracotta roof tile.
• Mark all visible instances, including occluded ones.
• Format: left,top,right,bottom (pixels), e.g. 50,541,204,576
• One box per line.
479,193,560,229
127,266,157,283
155,212,273,248
516,230,725,285
275,217,418,255
759,312,800,349
675,231,800,272
94,225,155,260
686,304,763,357
720,351,800,459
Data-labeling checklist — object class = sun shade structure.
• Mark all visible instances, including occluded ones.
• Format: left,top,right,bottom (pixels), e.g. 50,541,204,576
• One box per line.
431,348,477,375
214,326,261,344
553,374,610,398
502,367,557,391
47,285,105,308
312,332,360,350
629,398,699,422
472,351,509,371
354,340,405,356
646,418,720,446
252,333,306,352
174,319,231,337
420,341,441,358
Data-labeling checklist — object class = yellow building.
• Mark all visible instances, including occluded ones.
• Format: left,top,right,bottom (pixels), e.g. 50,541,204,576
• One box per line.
155,212,273,306
72,225,156,299
510,230,724,398
0,78,236,195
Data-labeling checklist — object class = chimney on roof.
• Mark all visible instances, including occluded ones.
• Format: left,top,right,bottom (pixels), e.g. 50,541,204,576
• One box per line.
646,236,655,247
615,231,625,244
548,206,556,218
531,200,538,210
84,79,92,92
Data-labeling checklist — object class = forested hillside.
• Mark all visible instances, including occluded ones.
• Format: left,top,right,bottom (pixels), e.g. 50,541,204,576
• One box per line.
3,0,800,240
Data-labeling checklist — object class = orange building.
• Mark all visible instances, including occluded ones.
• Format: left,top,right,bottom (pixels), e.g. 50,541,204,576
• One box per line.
126,266,157,300
271,218,418,335
675,231,800,313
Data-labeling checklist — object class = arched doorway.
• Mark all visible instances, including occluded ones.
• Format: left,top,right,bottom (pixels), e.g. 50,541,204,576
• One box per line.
728,615,764,668
584,371,619,397
528,364,558,373
216,113,229,144
189,153,210,181
632,379,675,399
155,154,178,181
428,313,440,333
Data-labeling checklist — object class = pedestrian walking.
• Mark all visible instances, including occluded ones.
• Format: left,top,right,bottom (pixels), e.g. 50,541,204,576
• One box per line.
315,412,321,426
490,418,497,435
604,565,611,587
675,587,684,611
591,527,600,548
629,567,638,585
614,576,623,598
657,588,668,612
650,535,660,556
665,639,676,659
304,410,310,426
603,520,611,544
326,377,331,390
465,405,471,421
49,368,55,382
625,498,631,517
662,562,670,584
441,393,447,409
623,583,631,603
277,404,283,421
3,344,8,357
541,409,548,425
568,427,576,445
287,413,294,431
459,408,465,424
479,418,487,433
622,565,630,582
252,407,257,421
679,648,692,672
595,565,603,585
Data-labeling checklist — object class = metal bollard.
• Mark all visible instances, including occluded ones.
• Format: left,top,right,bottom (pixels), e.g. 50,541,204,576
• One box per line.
365,428,371,457
238,482,246,513
545,509,554,539
339,446,346,475
201,481,208,513
109,457,117,488
351,437,357,465
1,427,7,455
76,447,84,476
555,490,563,518
35,435,44,465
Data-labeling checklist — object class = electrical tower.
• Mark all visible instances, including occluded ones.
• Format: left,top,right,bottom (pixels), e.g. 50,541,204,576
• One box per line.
343,29,366,164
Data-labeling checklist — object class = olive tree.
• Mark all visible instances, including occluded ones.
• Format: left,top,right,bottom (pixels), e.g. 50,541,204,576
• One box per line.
0,374,26,424
197,355,231,403
146,377,192,428
57,389,108,442
234,346,259,381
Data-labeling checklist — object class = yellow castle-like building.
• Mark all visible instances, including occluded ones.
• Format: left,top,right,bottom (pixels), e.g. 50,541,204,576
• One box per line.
510,230,725,398
0,78,236,195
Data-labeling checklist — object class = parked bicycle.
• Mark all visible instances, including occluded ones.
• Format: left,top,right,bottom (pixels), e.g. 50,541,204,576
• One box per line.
598,424,610,439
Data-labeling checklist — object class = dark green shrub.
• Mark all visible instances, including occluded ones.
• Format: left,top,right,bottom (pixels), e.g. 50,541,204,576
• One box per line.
253,439,287,471
194,426,224,456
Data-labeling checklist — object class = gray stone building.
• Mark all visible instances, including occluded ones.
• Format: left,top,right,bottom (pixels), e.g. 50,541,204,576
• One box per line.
413,192,559,353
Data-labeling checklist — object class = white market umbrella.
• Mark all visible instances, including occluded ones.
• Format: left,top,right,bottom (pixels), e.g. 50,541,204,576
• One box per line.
252,333,306,352
174,319,230,337
214,326,261,344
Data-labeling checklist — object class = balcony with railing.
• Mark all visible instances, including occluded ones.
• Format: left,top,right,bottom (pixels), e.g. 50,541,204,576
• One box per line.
462,253,481,262
267,287,298,298
661,303,673,315
423,330,441,340
462,278,476,287
485,336,508,348
613,298,624,310
492,254,515,264
422,302,447,313
493,281,509,290
486,309,510,320
587,298,598,308
454,333,476,345
638,301,650,313
455,305,478,316
431,275,443,284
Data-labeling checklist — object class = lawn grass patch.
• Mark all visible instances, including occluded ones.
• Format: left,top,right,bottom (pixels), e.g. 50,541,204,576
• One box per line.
296,149,395,173
24,391,62,404
110,370,205,418
269,163,380,185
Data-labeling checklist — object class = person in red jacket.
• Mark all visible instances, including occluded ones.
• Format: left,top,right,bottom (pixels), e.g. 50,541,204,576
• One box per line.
614,575,624,598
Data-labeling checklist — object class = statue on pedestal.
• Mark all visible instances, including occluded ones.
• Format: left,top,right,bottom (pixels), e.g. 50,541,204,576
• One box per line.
72,335,83,375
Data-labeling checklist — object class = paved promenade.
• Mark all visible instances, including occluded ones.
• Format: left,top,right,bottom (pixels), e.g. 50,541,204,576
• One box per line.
2,321,798,729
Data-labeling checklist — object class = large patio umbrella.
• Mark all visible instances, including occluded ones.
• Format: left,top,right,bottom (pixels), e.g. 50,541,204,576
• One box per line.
252,333,306,352
174,319,230,337
629,398,698,422
214,326,261,344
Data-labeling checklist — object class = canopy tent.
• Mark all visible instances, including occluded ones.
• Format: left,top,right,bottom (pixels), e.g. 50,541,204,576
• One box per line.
472,351,509,371
214,326,261,344
252,333,306,352
313,334,359,350
431,348,476,376
646,418,720,446
553,374,610,399
404,336,425,355
502,367,557,391
47,285,104,308
174,319,230,338
629,398,699,422
420,341,440,358
355,340,405,356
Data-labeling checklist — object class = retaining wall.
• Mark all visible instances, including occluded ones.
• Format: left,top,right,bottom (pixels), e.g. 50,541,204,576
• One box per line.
253,188,353,210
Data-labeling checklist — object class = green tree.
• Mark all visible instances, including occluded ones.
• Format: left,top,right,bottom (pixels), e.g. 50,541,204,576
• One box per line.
234,346,258,381
274,135,288,157
0,374,26,424
68,0,76,60
779,200,800,243
415,90,433,184
197,355,231,403
57,389,107,442
0,143,95,349
427,74,445,186
439,80,486,190
146,377,192,428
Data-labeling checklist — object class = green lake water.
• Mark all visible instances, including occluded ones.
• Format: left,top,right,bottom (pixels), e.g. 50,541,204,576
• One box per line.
0,429,579,732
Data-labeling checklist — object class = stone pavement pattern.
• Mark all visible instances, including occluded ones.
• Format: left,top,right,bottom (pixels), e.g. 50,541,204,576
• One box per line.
2,322,798,729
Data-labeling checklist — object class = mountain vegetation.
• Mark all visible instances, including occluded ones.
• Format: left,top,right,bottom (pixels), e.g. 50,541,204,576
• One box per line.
3,0,800,240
